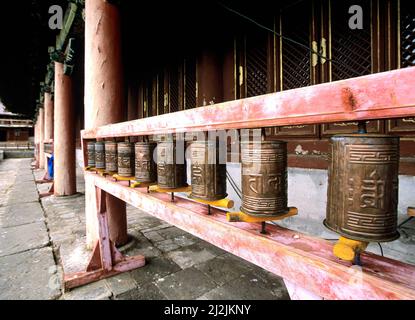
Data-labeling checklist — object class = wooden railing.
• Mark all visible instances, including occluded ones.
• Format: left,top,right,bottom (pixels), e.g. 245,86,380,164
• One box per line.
79,67,415,299
0,141,34,149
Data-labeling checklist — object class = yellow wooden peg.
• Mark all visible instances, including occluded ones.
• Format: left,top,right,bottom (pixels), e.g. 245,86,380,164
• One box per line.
227,207,298,223
333,236,369,262
189,197,235,209
148,185,192,193
112,174,135,182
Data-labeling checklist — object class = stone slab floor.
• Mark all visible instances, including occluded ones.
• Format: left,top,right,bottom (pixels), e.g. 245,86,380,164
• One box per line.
0,158,289,300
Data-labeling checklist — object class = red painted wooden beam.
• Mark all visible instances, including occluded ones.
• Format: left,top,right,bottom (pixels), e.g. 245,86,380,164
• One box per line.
82,67,415,139
88,172,415,300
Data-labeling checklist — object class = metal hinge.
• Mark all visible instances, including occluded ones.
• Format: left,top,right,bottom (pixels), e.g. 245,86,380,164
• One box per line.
312,41,319,67
320,37,327,65
239,66,244,86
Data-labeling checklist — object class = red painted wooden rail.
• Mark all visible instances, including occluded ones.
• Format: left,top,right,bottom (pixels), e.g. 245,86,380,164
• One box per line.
87,173,415,300
82,67,415,138
78,67,415,299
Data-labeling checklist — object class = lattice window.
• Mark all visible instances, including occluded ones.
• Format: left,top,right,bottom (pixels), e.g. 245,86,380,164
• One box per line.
331,0,372,80
401,2,415,68
281,5,311,90
246,33,269,97
184,58,197,109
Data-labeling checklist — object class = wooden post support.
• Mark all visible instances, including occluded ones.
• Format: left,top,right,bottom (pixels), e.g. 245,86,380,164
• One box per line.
54,62,76,196
84,0,128,248
38,108,45,169
64,187,145,290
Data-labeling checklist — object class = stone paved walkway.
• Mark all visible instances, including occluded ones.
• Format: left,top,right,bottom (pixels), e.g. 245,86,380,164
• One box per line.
0,158,289,300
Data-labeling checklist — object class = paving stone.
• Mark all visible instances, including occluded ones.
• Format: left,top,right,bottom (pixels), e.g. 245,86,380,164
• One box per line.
165,242,222,269
194,254,253,286
130,257,182,285
154,239,181,253
0,247,61,300
197,271,290,300
105,272,137,298
155,267,217,300
6,186,39,205
0,221,49,257
0,202,44,227
63,280,112,300
143,230,165,243
117,282,167,300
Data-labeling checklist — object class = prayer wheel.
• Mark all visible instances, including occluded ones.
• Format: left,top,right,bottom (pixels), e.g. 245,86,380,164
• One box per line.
87,141,95,167
156,140,187,189
241,141,288,216
105,141,118,173
190,140,227,201
324,134,400,242
117,142,134,177
94,141,105,169
135,142,157,183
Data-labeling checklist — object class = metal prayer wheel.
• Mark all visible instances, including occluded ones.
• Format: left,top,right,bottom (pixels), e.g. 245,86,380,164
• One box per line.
117,142,134,177
190,140,227,201
87,141,95,167
241,141,288,216
324,134,400,242
135,142,157,183
156,140,187,189
105,141,118,173
94,142,105,169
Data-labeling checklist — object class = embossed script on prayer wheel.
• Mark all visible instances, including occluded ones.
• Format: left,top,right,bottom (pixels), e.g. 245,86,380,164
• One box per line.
135,142,157,183
105,141,117,173
190,140,227,201
241,141,288,216
87,142,95,167
157,140,187,189
117,142,134,177
324,134,400,242
94,142,105,169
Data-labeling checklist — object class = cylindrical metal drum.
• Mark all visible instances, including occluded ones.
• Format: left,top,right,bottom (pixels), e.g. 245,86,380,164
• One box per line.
105,141,118,173
156,140,187,189
94,141,105,169
324,134,400,242
87,141,95,167
135,142,157,183
241,141,288,216
117,142,134,177
190,140,227,201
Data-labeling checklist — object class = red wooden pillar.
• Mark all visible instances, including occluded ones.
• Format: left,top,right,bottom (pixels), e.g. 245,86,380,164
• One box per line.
54,62,76,196
38,107,45,169
84,0,128,248
44,92,54,142
34,116,39,167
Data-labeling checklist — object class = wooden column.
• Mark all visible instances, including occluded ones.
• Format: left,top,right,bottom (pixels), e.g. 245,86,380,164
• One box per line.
127,81,138,121
54,62,76,196
197,49,223,106
44,92,54,142
85,0,128,248
38,107,45,169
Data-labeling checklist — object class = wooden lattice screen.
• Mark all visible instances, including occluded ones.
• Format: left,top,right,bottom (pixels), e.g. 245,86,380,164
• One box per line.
331,0,372,81
401,1,415,68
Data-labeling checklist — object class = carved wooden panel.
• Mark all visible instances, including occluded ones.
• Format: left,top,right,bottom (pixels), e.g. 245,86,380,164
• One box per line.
322,120,384,137
386,117,415,134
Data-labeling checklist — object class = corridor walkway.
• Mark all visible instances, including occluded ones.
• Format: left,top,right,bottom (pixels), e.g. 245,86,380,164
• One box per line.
0,158,289,300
